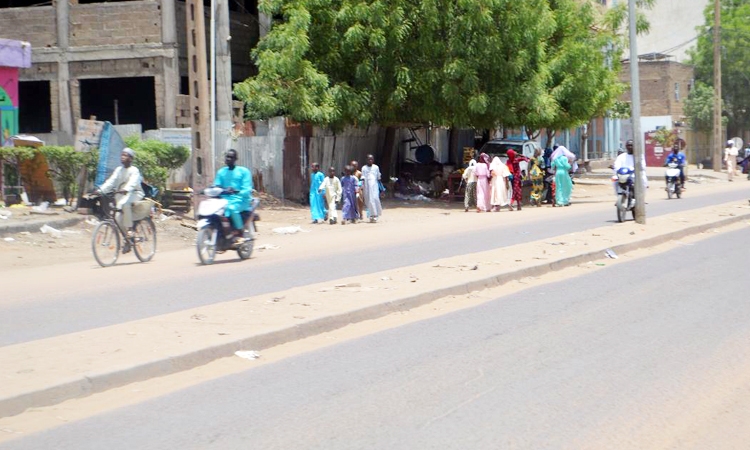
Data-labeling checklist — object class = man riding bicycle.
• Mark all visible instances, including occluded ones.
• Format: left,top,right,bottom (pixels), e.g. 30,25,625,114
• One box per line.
97,147,144,240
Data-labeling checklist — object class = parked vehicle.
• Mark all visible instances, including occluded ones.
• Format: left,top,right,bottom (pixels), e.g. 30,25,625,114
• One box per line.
613,167,635,223
88,192,157,267
196,187,259,265
478,139,540,173
665,162,682,199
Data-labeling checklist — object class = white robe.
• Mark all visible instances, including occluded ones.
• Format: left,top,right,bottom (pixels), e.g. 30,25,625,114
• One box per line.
318,176,342,220
99,165,145,228
361,164,383,218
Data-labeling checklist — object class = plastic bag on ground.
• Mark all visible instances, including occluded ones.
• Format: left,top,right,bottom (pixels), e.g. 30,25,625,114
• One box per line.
40,224,63,238
272,226,308,235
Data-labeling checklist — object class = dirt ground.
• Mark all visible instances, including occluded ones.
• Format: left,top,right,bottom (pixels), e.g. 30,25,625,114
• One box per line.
0,175,738,271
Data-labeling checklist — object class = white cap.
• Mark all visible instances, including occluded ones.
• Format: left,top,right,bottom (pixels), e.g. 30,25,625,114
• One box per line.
122,147,135,157
727,140,734,146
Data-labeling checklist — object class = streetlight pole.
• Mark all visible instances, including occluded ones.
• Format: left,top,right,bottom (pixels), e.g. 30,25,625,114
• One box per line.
628,0,646,224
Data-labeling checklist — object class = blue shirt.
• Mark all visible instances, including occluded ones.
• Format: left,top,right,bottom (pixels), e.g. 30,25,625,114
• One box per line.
214,165,253,211
665,152,686,166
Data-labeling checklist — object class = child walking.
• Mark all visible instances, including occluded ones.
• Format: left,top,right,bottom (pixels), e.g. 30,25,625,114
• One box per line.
340,165,359,224
318,166,342,224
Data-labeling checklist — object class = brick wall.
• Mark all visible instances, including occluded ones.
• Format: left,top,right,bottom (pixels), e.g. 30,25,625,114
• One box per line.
620,61,695,118
0,6,57,48
69,57,160,78
70,1,162,47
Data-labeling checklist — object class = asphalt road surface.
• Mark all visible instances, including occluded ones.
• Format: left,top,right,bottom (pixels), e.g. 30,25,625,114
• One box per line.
3,227,749,449
0,185,746,345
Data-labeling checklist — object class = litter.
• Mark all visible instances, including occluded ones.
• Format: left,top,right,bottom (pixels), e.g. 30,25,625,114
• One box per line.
604,249,618,259
3,237,14,242
0,210,10,219
85,218,100,226
40,224,63,238
256,244,280,251
272,226,309,235
31,202,49,213
335,282,361,288
380,276,392,281
393,193,433,202
234,350,260,360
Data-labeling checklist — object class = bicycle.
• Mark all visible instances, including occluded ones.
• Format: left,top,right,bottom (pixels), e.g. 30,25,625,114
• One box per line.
87,192,157,267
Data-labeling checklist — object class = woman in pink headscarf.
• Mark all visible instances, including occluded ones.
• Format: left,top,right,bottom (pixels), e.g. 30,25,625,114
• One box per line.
474,153,491,212
506,149,529,211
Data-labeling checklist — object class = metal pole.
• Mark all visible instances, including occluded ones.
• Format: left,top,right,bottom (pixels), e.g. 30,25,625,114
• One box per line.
628,0,646,224
210,0,217,178
712,0,722,172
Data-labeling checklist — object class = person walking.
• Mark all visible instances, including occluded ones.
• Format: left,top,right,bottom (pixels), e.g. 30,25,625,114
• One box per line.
351,160,365,219
340,165,359,224
506,149,529,211
542,148,555,205
361,154,383,222
489,156,511,211
552,152,573,206
725,140,739,181
529,148,544,207
474,153,491,212
318,166,342,224
309,162,326,223
462,159,477,212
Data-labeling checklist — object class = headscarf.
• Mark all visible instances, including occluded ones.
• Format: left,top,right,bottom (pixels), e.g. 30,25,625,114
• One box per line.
468,159,476,168
490,156,503,173
550,145,575,163
506,149,517,162
479,153,491,167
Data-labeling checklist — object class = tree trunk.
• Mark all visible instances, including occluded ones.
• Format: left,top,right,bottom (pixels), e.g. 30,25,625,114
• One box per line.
379,126,397,179
545,129,556,148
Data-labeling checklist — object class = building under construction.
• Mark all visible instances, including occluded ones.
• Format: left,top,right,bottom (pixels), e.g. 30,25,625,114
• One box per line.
0,0,259,143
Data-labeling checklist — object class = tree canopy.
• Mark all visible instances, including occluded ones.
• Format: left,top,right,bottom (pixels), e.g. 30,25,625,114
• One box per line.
688,0,750,135
235,0,628,132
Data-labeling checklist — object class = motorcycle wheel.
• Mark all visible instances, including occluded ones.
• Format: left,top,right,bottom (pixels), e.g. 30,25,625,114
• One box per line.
667,182,674,199
676,186,682,199
237,222,256,260
91,221,120,267
133,218,157,262
616,194,627,223
197,225,218,265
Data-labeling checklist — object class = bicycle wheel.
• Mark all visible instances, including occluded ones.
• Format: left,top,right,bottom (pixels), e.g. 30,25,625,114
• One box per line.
133,218,157,262
91,221,120,267
197,225,218,265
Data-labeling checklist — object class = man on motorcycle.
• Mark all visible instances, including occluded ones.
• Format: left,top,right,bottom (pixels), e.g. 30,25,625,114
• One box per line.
213,149,253,243
664,143,686,189
97,147,144,238
613,140,648,205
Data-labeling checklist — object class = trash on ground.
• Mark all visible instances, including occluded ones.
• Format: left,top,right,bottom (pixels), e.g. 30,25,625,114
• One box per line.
31,202,49,213
380,276,392,281
3,237,15,242
235,350,260,360
0,210,11,219
409,275,419,282
272,226,308,235
394,193,433,202
335,282,361,288
85,218,100,226
40,224,63,238
595,263,606,266
158,214,170,222
190,314,207,320
604,249,618,259
256,244,280,251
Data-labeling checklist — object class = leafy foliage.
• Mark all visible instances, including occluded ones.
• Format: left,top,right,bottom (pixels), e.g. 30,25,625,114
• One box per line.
238,0,648,133
688,0,750,134
39,146,96,203
123,135,190,191
683,81,722,132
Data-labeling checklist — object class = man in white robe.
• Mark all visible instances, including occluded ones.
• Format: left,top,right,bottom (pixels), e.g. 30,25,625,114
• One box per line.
361,154,383,222
98,147,144,235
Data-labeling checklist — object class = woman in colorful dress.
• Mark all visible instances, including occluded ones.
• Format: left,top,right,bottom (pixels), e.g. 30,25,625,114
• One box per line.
506,149,529,211
528,148,544,207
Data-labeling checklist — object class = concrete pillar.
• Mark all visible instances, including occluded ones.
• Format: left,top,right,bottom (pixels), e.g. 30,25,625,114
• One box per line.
55,0,74,136
214,0,233,168
161,0,179,127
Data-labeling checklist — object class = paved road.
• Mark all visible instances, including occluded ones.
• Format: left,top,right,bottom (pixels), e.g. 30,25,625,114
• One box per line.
1,184,747,345
3,227,750,449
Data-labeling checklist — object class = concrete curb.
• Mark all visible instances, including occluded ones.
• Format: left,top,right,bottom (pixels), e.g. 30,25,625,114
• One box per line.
2,211,749,417
0,217,84,236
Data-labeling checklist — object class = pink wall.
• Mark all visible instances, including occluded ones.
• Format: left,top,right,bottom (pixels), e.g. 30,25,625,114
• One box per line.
0,66,19,106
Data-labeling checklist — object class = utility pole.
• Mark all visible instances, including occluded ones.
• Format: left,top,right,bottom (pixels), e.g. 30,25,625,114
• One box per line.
186,0,212,202
214,0,234,172
628,0,646,224
712,0,722,172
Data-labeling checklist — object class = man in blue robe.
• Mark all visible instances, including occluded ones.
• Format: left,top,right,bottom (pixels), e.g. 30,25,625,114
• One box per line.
309,162,327,223
214,149,252,240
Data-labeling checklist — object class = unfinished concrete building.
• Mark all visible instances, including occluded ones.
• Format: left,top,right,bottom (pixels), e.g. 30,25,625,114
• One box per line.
0,0,259,144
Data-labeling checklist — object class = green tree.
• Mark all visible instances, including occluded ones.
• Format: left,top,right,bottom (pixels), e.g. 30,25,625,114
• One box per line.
235,0,556,130
123,136,190,192
683,81,720,132
39,146,97,204
689,0,750,135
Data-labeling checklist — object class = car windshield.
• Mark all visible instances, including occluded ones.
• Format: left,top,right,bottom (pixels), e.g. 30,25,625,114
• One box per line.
479,142,524,158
